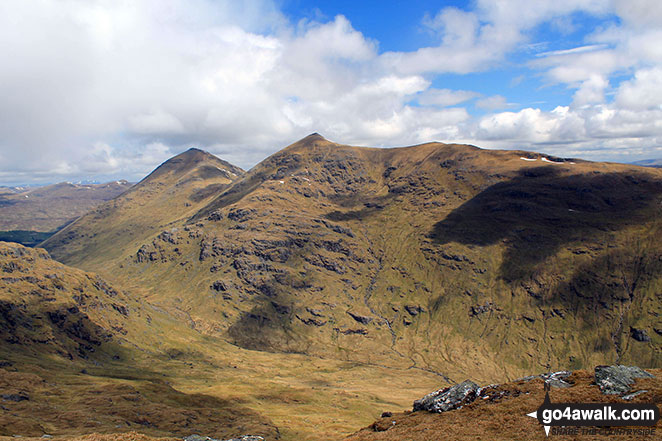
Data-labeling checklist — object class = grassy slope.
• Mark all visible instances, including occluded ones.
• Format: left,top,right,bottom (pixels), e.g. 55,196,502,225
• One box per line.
35,135,662,439
75,135,662,381
0,241,443,440
2,369,660,441
41,149,244,267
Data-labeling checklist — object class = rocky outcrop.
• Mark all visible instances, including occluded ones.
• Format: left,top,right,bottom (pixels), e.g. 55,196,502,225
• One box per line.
594,365,654,395
404,305,424,316
184,436,264,441
413,370,576,415
469,301,493,317
227,208,258,222
630,327,651,342
516,370,573,388
413,380,479,413
347,311,372,325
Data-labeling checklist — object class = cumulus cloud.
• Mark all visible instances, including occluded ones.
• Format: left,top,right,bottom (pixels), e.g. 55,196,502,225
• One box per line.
0,0,661,184
615,67,662,110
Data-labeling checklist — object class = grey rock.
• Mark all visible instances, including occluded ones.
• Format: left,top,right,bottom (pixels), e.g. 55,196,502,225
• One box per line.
184,435,216,441
404,305,424,316
413,379,479,413
207,210,224,221
515,371,573,388
185,436,264,441
296,315,326,327
211,280,228,292
542,371,573,388
630,327,651,342
1,393,29,402
227,208,257,222
335,327,368,335
469,302,493,317
595,365,654,395
347,311,372,324
622,390,648,401
226,437,265,441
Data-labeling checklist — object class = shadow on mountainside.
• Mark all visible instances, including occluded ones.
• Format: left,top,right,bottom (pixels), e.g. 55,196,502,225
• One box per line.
0,364,279,439
431,167,662,282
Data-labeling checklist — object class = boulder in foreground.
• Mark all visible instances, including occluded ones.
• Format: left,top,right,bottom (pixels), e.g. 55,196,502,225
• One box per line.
412,379,480,413
594,365,654,395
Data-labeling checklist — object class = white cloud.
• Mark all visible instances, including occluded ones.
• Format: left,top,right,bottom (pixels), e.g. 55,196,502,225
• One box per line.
0,0,661,184
615,67,662,110
417,89,481,107
572,75,610,106
128,110,186,134
612,0,662,29
536,44,609,57
472,103,662,161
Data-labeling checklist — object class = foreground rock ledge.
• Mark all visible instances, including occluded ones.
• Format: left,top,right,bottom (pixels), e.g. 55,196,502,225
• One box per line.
412,380,480,413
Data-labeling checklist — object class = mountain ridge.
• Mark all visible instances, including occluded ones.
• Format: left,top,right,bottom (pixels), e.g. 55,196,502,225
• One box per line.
4,135,660,440
42,135,662,386
0,180,132,235
41,147,245,267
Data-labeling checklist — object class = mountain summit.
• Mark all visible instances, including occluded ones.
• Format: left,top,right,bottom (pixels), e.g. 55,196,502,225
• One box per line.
41,147,244,267
139,147,243,184
43,137,662,384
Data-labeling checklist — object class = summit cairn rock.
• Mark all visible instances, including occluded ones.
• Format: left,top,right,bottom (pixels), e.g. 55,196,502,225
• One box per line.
594,365,654,395
184,436,264,441
413,379,479,413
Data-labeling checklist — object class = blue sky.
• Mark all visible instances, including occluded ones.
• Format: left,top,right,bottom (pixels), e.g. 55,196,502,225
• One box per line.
1,0,661,184
281,2,617,114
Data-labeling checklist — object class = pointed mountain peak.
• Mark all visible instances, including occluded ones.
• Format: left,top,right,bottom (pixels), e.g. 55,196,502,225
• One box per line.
281,132,335,153
175,147,215,160
139,147,244,185
301,132,330,144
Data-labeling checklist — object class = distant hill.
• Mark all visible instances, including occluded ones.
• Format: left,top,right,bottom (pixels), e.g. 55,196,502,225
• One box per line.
43,134,662,385
0,180,132,245
631,158,662,168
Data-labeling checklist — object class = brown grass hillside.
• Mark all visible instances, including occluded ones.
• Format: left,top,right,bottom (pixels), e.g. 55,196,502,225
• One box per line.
0,241,445,440
41,149,244,267
346,369,662,441
43,134,661,382
31,134,662,439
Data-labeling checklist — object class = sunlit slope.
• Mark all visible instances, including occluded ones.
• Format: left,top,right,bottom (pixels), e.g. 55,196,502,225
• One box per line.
0,241,281,439
41,148,244,267
0,241,442,441
46,134,662,383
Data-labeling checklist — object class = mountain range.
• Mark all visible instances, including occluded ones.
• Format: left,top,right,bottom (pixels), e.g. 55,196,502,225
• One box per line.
0,181,132,246
1,134,660,439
